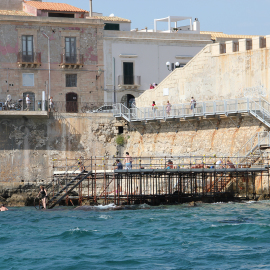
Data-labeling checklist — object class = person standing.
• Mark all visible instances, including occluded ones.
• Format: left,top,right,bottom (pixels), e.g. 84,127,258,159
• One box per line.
190,96,196,113
49,96,54,112
166,100,172,116
25,94,31,111
152,101,158,117
37,186,47,209
125,152,132,169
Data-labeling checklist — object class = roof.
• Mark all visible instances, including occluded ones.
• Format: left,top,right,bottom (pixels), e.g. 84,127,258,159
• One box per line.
200,31,259,40
155,16,192,22
90,16,131,23
0,10,33,16
24,1,88,13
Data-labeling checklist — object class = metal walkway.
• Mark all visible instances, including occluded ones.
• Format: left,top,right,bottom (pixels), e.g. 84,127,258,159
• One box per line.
113,97,270,128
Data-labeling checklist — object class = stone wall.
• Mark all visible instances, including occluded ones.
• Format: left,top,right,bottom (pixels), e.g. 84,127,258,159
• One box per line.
0,113,123,182
136,36,270,107
125,116,264,157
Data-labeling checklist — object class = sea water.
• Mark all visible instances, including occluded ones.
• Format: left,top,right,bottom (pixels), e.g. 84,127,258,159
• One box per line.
1,201,270,270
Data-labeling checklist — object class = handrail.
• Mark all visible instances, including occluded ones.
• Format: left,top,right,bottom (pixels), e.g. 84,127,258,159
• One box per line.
234,131,270,158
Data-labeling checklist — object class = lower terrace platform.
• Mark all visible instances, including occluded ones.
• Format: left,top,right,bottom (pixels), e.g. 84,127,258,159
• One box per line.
43,156,270,208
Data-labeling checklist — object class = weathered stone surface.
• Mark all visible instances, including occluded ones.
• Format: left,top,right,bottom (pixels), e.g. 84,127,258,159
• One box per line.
125,116,264,157
0,114,120,182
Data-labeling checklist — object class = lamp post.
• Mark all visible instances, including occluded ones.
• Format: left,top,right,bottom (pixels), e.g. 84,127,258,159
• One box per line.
42,33,51,99
166,61,180,71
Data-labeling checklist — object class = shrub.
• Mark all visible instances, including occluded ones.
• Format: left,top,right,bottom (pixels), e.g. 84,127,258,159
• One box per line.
116,135,125,146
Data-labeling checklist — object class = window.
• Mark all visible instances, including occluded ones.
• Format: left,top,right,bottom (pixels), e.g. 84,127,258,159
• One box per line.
104,23,120,30
22,73,34,87
123,62,134,85
65,37,76,63
66,74,77,87
49,13,74,18
22,35,33,62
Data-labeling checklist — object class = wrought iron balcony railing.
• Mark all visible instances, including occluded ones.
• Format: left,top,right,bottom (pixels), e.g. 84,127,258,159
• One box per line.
17,52,41,67
60,54,84,67
118,75,141,88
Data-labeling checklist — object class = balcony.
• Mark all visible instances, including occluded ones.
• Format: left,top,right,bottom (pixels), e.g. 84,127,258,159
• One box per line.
118,75,141,89
60,54,84,69
17,52,41,68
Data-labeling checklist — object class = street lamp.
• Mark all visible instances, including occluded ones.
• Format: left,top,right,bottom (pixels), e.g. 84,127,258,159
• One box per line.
166,61,181,71
42,32,51,99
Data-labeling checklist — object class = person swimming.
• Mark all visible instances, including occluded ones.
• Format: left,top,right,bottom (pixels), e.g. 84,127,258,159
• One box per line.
0,204,8,211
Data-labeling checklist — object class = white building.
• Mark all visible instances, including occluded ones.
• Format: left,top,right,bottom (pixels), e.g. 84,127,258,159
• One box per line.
90,12,258,107
96,15,212,106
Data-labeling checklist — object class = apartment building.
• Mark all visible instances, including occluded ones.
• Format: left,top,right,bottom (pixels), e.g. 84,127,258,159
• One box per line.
0,0,104,112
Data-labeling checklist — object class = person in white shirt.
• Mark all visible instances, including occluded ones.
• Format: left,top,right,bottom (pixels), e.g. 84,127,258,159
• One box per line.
49,96,54,112
25,94,31,111
216,159,223,169
190,97,196,112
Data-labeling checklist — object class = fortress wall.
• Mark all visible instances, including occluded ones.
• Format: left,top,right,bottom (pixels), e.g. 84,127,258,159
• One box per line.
136,37,270,108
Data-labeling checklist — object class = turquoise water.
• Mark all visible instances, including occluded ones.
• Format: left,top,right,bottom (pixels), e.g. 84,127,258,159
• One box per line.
1,201,270,270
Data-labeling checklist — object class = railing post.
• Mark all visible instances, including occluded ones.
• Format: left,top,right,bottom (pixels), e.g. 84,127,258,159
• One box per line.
213,101,216,114
224,100,227,114
203,102,206,116
247,98,249,111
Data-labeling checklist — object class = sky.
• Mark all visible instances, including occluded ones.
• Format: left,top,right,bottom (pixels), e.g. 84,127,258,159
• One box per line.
43,0,270,36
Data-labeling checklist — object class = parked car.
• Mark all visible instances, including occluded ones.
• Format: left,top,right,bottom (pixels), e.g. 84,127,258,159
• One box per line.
91,105,114,113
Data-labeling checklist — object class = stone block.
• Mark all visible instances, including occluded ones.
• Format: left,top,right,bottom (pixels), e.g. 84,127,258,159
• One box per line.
211,43,221,56
239,39,247,52
225,41,234,53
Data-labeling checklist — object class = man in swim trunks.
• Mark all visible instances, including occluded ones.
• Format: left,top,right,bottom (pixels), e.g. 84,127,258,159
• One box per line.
0,204,8,211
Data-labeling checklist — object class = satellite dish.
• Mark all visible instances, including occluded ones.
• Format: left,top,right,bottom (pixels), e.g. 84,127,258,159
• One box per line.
109,13,115,17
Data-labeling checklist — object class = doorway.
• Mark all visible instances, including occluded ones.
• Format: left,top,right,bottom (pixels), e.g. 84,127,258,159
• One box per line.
121,94,135,108
66,92,78,113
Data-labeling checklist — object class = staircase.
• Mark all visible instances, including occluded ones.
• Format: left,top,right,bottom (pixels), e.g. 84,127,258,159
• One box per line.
47,171,92,209
207,131,270,193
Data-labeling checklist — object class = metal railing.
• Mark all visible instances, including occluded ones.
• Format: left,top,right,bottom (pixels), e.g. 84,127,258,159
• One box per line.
53,101,114,113
118,75,141,86
60,54,84,65
114,98,270,127
17,52,41,63
234,131,270,161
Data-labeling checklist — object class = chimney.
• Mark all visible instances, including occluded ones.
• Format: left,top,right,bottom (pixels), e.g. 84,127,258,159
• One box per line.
89,0,92,17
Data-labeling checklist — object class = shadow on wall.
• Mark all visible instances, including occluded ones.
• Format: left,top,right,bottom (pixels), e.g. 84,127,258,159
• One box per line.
129,116,260,135
0,117,83,151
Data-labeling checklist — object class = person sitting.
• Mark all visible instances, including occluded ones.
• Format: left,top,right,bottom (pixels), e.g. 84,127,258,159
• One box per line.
226,159,235,168
216,159,223,169
0,204,8,211
166,160,174,169
114,159,123,170
78,162,86,173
